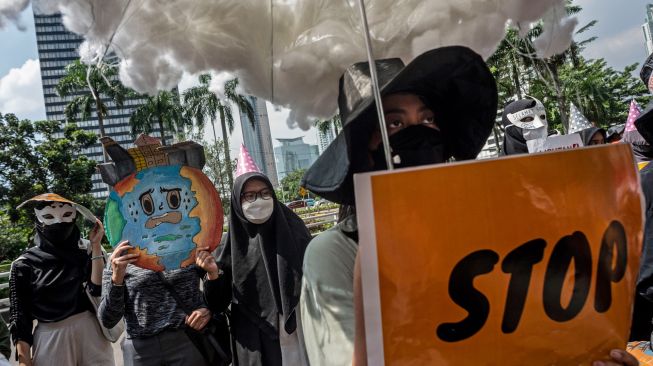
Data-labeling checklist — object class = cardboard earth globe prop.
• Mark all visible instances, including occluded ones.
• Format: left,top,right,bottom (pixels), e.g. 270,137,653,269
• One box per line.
98,135,223,272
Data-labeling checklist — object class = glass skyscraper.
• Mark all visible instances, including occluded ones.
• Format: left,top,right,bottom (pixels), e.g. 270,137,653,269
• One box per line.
274,137,319,182
643,4,653,56
34,13,164,197
240,96,279,187
317,124,336,154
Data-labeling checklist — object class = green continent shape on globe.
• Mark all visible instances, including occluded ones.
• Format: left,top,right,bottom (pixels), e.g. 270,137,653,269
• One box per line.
105,197,126,247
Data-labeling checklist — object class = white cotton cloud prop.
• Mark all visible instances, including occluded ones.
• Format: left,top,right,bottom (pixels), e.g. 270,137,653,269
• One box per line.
2,0,576,129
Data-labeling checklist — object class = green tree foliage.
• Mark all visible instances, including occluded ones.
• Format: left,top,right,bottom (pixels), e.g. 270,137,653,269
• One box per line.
487,1,648,133
129,89,188,146
530,60,649,128
279,169,307,202
56,60,131,160
0,113,100,260
202,139,236,214
183,75,255,188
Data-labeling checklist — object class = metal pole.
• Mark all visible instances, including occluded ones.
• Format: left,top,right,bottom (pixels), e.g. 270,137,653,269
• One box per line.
355,0,394,171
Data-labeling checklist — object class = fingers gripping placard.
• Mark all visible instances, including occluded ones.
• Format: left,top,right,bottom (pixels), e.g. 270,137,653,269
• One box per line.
355,144,643,365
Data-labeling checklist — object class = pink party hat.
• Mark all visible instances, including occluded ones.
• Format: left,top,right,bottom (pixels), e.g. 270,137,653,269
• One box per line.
623,99,646,145
235,144,261,177
625,100,642,132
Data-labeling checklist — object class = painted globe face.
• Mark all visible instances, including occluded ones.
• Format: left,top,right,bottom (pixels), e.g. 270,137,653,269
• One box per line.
104,165,223,271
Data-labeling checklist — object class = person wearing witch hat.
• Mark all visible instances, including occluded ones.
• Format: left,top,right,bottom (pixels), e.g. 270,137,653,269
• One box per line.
299,46,639,366
629,52,653,343
299,46,498,366
9,194,115,366
196,145,312,366
501,97,549,155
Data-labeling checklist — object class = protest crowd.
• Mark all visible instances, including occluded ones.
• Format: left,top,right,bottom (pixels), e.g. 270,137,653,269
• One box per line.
5,12,653,366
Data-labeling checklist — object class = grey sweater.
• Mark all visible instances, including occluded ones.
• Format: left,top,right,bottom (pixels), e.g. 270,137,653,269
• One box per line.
99,264,206,339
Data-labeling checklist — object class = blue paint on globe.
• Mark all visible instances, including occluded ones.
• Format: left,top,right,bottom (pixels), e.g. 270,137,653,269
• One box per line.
108,165,201,270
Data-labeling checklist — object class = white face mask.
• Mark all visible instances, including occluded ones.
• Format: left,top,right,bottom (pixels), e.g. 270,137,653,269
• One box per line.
242,198,274,224
34,202,77,225
506,99,548,130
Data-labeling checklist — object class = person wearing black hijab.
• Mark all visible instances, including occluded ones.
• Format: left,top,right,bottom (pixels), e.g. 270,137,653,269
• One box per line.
9,194,114,366
198,172,312,366
578,127,607,146
501,98,549,156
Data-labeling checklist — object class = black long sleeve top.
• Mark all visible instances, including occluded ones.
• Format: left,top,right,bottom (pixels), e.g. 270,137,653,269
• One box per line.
9,237,99,346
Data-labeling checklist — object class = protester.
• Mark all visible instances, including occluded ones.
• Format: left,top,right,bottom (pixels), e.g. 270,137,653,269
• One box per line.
198,168,312,365
99,240,211,366
502,98,550,155
299,46,638,366
579,127,607,146
299,46,497,366
630,52,653,343
9,194,114,366
607,124,626,143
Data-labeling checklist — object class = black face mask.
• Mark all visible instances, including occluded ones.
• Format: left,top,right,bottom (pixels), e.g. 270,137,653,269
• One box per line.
372,125,446,170
37,222,77,243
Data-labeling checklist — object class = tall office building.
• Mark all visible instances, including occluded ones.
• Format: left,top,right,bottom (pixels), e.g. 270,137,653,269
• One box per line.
274,137,319,182
317,124,336,154
643,4,653,56
240,96,279,187
34,13,166,197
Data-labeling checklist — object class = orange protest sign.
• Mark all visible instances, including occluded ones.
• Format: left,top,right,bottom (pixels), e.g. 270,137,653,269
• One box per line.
355,144,643,365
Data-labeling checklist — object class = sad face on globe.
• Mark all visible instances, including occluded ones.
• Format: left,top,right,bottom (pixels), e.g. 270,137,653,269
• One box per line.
99,136,222,272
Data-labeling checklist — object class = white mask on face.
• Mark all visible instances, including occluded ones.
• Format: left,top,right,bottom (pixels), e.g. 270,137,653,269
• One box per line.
242,198,274,224
506,99,548,130
34,203,77,225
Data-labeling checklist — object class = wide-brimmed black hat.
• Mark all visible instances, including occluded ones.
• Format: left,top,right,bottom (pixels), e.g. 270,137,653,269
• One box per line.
302,46,498,204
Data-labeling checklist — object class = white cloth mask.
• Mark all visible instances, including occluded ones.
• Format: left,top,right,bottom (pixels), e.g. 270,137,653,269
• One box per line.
242,198,274,224
506,99,548,130
34,202,77,225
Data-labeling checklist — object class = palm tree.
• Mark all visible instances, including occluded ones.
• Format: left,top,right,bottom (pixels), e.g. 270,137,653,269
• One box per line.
183,75,255,188
56,60,130,161
129,89,188,146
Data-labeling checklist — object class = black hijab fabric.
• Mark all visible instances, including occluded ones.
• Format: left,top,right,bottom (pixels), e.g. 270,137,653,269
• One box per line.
217,172,311,337
501,99,540,156
17,225,91,322
502,126,528,156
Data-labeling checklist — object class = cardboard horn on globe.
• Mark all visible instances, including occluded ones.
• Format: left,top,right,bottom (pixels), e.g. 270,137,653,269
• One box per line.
98,135,223,272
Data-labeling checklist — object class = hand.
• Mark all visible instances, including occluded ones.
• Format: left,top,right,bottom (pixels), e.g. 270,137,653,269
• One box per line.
88,218,104,250
16,340,32,366
110,241,139,285
593,349,639,366
195,247,219,280
186,307,211,331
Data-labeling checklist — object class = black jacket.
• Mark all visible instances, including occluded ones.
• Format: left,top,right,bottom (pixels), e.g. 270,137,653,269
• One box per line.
632,163,653,340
